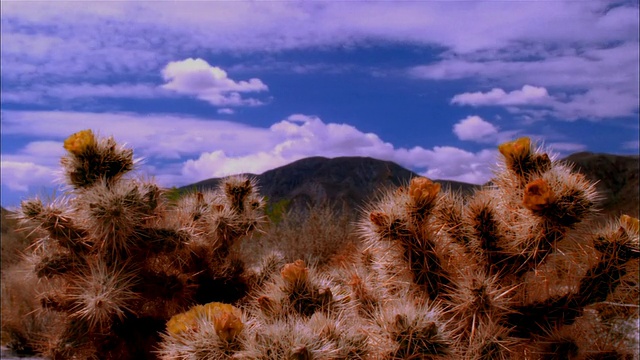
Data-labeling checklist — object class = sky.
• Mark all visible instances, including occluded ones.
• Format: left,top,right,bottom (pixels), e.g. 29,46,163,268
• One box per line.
1,1,639,209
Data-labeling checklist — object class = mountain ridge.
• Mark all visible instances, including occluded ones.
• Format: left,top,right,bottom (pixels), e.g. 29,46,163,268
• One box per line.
184,156,479,211
182,153,639,217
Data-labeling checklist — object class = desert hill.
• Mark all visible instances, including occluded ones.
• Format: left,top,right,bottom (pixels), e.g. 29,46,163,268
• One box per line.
183,156,478,211
183,153,639,218
562,152,639,218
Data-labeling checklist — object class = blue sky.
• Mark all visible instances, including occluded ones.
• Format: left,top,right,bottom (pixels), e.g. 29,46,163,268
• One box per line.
1,1,638,209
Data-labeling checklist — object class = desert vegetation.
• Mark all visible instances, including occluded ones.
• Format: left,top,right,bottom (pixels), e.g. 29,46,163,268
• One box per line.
1,130,638,359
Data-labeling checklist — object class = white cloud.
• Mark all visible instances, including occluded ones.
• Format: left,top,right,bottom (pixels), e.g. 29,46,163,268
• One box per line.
453,116,499,142
182,114,398,179
424,148,497,185
4,2,628,53
1,110,498,199
451,85,638,121
1,161,57,192
1,2,637,121
450,84,637,122
451,85,551,106
0,141,66,193
217,108,235,115
551,88,640,120
0,110,271,160
398,147,498,185
411,41,639,120
2,2,637,80
161,58,268,106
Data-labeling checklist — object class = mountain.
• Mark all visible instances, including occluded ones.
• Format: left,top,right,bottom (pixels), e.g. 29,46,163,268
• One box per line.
183,154,639,218
183,156,478,212
561,152,639,218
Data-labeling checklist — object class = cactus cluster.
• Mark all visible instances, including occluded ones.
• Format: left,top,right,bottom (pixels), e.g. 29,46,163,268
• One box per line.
17,130,265,359
15,131,638,359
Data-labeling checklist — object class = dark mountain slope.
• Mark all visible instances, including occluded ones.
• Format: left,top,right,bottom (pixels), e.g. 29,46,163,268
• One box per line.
562,152,639,218
184,156,478,211
184,153,639,218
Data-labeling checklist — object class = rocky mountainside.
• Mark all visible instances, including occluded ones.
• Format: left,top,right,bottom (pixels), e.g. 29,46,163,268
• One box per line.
183,156,478,211
561,152,639,218
184,153,639,218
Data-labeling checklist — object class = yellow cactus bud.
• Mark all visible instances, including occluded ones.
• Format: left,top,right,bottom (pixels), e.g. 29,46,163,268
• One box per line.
166,302,243,341
208,302,244,342
166,306,201,335
620,214,639,233
409,177,440,204
281,259,308,284
523,178,555,211
63,129,96,156
498,137,531,163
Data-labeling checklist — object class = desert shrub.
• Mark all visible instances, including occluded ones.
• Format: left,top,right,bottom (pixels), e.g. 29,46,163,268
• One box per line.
263,196,292,224
236,202,359,268
1,208,33,271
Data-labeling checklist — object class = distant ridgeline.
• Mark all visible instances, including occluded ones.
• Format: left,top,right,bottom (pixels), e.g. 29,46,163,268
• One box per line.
181,154,639,218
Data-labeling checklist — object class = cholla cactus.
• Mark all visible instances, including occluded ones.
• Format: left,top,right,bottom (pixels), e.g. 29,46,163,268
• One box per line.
359,136,638,358
157,302,245,359
160,259,369,359
16,130,264,359
14,131,638,359
158,136,637,360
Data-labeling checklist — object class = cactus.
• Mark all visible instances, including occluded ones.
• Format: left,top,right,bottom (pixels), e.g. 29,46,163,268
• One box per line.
16,130,264,359
12,131,638,359
356,136,638,358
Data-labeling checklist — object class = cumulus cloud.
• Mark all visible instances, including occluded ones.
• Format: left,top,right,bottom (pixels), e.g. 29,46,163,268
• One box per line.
0,141,66,193
451,85,551,106
450,84,638,121
181,114,398,179
1,161,57,192
412,147,497,185
161,58,268,106
176,113,499,185
1,110,498,205
453,116,499,142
